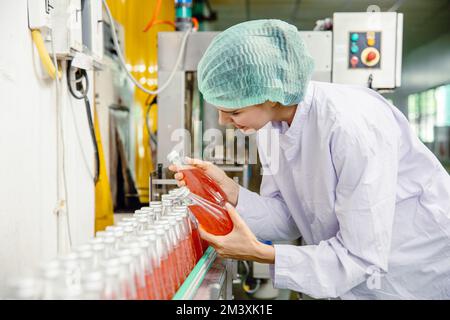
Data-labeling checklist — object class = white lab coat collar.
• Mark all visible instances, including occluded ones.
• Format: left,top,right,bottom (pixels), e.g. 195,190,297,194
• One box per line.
273,81,315,160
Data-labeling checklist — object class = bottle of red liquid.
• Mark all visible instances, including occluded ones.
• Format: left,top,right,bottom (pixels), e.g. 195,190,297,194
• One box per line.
167,151,233,236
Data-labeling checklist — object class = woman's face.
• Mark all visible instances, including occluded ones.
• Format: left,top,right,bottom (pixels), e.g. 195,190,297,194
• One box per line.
217,101,277,134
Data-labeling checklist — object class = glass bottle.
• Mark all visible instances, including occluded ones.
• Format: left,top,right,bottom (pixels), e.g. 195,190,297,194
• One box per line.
173,186,233,236
167,151,233,235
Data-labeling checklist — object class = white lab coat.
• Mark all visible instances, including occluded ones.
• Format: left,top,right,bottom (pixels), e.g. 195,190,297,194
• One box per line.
236,81,450,299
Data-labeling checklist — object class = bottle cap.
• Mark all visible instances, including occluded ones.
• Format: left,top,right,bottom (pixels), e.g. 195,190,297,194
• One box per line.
167,150,182,165
175,186,190,199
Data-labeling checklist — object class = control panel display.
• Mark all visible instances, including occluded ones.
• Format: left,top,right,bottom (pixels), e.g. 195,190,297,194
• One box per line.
348,31,381,69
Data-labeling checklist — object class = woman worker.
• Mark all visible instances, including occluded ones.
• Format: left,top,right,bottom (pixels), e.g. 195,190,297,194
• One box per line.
169,20,450,299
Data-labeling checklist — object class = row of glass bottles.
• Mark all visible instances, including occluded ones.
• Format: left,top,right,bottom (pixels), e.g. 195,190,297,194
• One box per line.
6,190,210,300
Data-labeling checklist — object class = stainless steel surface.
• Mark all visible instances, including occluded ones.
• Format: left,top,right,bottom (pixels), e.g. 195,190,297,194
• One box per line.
158,31,332,77
158,32,219,165
242,164,249,189
219,166,244,172
225,259,235,299
253,261,272,279
192,257,235,300
158,32,219,72
157,71,187,165
149,179,177,185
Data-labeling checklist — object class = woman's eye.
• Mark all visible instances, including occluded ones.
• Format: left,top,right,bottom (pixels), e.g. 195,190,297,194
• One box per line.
231,111,239,116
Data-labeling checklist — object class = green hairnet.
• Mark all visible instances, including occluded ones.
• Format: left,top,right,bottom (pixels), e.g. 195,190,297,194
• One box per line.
197,19,314,109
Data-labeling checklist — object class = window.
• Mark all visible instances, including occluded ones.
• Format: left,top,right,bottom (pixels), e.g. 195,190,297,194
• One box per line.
436,85,450,126
407,84,450,144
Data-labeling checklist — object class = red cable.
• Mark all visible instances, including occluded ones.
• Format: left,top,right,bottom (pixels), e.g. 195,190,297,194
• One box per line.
192,17,199,31
153,20,176,29
143,0,163,32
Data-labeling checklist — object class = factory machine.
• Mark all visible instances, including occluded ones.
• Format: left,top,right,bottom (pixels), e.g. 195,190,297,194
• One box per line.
154,11,403,299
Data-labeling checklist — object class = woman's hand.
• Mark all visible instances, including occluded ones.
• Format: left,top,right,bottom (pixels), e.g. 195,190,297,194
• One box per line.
168,157,240,206
198,203,275,264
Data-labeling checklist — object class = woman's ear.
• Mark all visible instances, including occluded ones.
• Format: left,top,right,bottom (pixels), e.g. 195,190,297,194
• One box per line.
264,100,278,108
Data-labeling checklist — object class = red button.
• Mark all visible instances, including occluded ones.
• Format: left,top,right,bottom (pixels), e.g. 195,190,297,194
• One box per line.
350,56,359,67
367,51,377,62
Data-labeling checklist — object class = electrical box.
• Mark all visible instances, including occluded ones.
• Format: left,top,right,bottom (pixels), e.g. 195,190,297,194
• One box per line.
27,0,103,66
332,12,403,90
27,0,83,57
81,0,104,63
27,0,52,30
51,0,83,56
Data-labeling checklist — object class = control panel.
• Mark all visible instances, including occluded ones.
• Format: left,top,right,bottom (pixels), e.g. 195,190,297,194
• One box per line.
348,31,381,69
332,12,403,90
